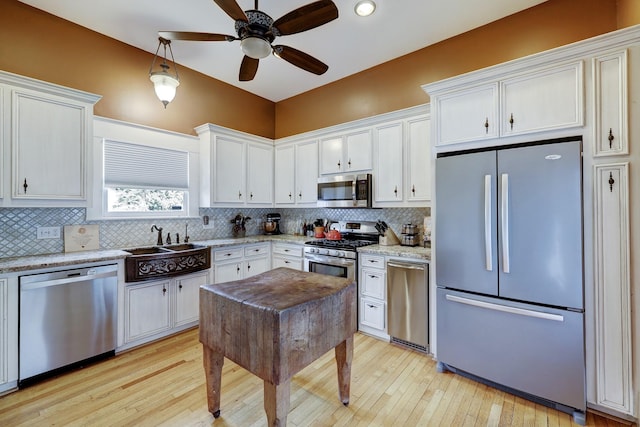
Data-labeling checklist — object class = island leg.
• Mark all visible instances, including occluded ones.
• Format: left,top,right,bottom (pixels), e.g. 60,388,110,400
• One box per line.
202,346,225,418
334,335,354,405
264,379,291,427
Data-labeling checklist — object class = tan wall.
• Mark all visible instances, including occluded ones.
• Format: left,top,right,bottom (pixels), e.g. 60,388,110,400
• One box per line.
617,0,640,28
275,0,620,138
0,1,275,138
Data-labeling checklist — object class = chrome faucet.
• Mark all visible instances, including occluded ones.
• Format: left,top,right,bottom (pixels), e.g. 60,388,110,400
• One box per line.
151,225,163,245
166,232,172,245
184,223,190,243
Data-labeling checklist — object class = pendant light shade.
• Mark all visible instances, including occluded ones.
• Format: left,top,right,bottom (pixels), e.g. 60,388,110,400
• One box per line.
149,37,180,108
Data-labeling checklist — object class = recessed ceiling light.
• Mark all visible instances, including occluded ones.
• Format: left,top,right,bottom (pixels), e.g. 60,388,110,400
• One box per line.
354,0,376,17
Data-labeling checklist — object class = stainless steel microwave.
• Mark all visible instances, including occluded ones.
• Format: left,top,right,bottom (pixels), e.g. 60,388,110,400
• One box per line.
317,174,372,208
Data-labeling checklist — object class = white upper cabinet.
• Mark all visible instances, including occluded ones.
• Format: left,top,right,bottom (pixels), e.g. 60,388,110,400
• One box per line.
406,116,431,202
435,83,499,145
246,142,273,205
274,139,318,206
500,61,583,137
372,111,431,207
592,50,628,157
295,140,318,204
429,61,583,148
274,144,295,205
320,128,372,175
197,123,273,207
373,122,403,202
0,71,100,205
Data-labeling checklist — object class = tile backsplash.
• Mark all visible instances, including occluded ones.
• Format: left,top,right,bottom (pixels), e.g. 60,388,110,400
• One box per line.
1,206,430,258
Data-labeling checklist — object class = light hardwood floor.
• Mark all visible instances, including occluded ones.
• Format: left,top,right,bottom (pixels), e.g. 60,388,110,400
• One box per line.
0,328,631,426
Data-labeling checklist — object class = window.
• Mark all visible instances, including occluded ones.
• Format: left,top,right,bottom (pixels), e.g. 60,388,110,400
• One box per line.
102,140,189,218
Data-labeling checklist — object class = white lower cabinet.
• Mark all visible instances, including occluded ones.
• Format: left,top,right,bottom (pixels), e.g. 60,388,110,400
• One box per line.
123,270,210,348
213,243,270,284
271,242,304,271
593,163,632,415
358,253,388,340
0,275,18,394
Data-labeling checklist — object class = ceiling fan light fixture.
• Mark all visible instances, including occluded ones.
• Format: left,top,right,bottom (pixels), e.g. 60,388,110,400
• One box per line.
149,37,180,108
241,36,272,59
354,0,376,17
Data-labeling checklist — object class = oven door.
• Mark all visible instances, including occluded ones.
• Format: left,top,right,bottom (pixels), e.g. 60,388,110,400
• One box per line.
304,253,356,282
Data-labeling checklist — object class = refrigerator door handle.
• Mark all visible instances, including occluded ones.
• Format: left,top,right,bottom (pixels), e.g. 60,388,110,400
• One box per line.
484,174,493,271
445,294,564,322
501,173,510,273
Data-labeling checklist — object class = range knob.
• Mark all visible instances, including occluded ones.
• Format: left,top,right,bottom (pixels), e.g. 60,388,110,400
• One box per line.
321,249,330,255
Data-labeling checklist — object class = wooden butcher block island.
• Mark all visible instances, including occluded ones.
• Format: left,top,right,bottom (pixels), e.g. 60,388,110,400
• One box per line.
199,267,357,426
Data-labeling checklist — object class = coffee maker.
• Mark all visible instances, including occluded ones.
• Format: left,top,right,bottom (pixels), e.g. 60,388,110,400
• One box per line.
263,213,282,235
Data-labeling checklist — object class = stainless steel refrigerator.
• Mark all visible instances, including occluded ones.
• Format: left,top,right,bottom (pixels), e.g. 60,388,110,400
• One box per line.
435,139,586,424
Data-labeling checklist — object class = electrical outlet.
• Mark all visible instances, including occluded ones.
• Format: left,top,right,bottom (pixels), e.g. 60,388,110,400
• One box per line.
36,226,61,239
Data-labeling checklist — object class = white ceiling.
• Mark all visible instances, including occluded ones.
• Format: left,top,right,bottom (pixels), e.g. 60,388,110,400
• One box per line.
19,0,548,102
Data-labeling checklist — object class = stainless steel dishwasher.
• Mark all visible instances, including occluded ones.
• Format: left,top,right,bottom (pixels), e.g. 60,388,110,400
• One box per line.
387,260,429,352
19,264,118,386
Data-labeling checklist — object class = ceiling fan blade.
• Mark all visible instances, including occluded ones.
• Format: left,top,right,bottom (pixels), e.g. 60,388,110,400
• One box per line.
239,56,259,81
272,0,338,36
273,45,328,75
213,0,248,22
159,31,236,42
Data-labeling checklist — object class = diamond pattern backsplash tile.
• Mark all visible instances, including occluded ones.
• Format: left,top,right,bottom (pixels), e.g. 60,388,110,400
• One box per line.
1,206,430,259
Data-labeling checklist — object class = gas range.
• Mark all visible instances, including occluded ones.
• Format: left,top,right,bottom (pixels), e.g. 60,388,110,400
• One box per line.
304,221,378,260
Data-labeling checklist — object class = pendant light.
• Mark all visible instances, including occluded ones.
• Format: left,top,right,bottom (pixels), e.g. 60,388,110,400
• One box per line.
149,37,180,108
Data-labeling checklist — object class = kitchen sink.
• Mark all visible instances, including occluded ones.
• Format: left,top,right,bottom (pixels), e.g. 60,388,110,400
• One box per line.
124,244,211,282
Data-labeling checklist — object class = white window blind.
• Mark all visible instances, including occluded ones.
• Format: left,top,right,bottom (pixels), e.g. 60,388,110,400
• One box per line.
104,140,189,189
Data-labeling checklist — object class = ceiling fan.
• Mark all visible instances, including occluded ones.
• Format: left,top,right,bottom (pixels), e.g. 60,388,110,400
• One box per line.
159,0,339,82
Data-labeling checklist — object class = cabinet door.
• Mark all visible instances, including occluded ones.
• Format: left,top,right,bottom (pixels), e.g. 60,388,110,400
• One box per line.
435,83,498,145
374,122,403,202
407,117,431,202
12,89,88,200
0,278,6,386
214,137,245,203
247,143,273,204
272,256,303,271
593,51,628,157
319,136,343,174
361,268,386,300
215,261,243,284
274,145,295,204
345,129,372,172
125,280,171,343
500,62,583,137
295,140,318,204
246,257,269,278
360,297,385,331
174,271,209,327
593,163,632,415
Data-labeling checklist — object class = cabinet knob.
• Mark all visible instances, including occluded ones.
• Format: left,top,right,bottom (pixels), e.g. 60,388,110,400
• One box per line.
288,192,292,199
608,128,615,149
367,304,376,309
250,192,253,200
236,265,240,273
412,185,416,195
178,284,183,291
609,172,615,192
394,186,397,196
348,158,351,168
238,190,242,199
162,286,167,295
299,191,302,198
23,178,28,194
484,118,489,133
247,263,251,271
509,113,514,130
337,160,341,169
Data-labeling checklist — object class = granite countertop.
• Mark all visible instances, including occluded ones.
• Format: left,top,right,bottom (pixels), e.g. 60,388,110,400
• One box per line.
0,235,430,274
357,244,431,261
0,249,131,274
0,235,313,274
